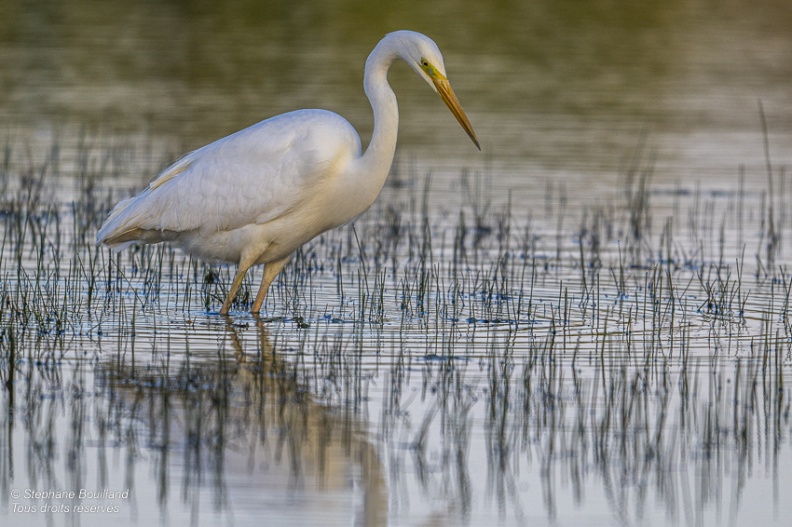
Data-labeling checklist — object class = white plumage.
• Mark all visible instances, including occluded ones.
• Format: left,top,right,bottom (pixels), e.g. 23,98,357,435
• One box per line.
97,30,479,315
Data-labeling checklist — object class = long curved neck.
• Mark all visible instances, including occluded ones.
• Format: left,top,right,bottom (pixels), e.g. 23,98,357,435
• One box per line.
357,41,400,184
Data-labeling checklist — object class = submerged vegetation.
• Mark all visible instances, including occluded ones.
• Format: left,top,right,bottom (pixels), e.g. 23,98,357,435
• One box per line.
0,129,790,525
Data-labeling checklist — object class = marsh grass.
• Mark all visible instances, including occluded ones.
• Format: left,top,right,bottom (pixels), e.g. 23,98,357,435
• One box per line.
0,128,791,525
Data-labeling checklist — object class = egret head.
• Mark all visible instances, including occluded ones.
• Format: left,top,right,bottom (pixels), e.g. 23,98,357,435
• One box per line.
384,30,480,150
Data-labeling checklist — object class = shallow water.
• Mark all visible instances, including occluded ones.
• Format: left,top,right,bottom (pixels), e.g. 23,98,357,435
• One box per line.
2,1,792,526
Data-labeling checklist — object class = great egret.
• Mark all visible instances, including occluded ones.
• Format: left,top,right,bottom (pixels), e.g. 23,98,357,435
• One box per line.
97,30,479,315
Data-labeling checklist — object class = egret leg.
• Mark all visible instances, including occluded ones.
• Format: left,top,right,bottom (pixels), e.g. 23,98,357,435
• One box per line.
220,263,252,316
251,256,290,314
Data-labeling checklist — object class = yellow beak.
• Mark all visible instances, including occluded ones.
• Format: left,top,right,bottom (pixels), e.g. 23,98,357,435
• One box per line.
433,77,480,150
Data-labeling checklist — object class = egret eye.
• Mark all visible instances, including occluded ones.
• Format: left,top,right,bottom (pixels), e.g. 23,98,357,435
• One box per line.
420,59,430,68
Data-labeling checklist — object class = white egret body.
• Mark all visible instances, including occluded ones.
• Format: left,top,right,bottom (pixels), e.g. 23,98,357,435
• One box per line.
97,30,479,315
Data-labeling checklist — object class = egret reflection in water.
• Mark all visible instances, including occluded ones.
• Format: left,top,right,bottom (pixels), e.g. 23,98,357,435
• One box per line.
89,319,387,526
0,318,388,526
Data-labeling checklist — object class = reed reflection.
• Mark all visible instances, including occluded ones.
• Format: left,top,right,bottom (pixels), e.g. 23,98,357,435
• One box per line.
355,306,790,525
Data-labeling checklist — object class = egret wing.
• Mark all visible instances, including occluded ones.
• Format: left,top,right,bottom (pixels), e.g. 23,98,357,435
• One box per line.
97,110,360,247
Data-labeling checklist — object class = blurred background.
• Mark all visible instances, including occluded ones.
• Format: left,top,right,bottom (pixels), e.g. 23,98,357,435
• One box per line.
1,0,791,196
